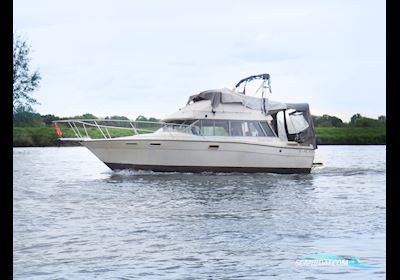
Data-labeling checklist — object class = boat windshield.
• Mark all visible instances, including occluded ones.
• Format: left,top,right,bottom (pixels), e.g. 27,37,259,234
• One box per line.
156,120,197,134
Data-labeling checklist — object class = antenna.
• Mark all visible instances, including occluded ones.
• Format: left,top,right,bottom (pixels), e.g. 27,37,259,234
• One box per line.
234,73,272,114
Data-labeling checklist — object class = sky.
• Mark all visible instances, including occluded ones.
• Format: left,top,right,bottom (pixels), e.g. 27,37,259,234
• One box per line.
13,0,385,122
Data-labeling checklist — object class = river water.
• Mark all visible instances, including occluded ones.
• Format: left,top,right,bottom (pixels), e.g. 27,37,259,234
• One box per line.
13,146,386,279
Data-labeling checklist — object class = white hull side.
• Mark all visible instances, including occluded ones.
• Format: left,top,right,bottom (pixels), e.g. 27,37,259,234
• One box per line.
80,136,315,173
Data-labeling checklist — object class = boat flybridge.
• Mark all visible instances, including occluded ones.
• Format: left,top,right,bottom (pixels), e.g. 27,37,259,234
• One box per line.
54,74,317,173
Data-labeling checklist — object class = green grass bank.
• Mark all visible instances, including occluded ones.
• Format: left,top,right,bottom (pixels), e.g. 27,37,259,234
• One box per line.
315,127,386,145
13,126,386,147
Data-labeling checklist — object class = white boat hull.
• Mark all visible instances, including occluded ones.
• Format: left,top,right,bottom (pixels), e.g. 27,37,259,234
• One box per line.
80,135,315,174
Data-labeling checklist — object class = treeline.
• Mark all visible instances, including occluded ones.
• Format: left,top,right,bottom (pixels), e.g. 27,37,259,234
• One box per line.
13,110,385,128
13,110,160,127
310,114,385,145
312,114,386,128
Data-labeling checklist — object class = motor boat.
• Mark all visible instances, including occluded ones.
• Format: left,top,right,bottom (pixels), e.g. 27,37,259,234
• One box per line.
54,74,317,173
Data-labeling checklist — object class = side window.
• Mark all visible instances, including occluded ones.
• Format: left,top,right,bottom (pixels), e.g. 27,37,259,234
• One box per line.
230,121,244,136
214,120,229,136
260,121,275,136
200,120,214,136
197,120,275,137
230,121,260,136
248,121,265,136
242,121,251,136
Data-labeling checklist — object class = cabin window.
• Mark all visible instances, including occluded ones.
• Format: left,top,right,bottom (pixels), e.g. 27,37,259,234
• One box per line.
259,121,275,136
200,120,214,136
230,121,244,136
248,121,265,136
193,119,277,137
214,120,229,136
200,120,229,136
229,121,269,137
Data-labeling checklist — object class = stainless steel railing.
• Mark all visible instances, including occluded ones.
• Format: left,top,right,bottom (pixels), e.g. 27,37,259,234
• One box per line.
52,119,197,140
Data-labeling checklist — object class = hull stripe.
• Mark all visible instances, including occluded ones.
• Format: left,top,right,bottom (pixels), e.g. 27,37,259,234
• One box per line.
104,162,311,174
81,138,314,150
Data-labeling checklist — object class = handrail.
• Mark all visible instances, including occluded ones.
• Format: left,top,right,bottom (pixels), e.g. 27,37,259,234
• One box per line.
54,119,165,124
52,119,195,140
93,120,107,138
54,119,189,127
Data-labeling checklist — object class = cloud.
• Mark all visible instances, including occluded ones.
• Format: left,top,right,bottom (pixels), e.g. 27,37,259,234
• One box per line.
13,0,385,121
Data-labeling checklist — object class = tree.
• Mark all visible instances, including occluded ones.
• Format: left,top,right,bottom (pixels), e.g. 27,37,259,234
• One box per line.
148,117,160,122
68,113,98,119
349,113,383,127
13,33,41,112
41,114,60,125
313,114,344,127
136,115,148,121
13,106,44,127
350,114,362,126
81,113,97,119
110,115,129,120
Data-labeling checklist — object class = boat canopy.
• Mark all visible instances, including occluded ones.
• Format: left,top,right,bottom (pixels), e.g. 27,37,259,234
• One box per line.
187,88,305,115
187,88,284,113
187,88,317,148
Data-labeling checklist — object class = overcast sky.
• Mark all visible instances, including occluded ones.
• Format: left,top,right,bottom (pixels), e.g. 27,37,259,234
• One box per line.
13,0,385,121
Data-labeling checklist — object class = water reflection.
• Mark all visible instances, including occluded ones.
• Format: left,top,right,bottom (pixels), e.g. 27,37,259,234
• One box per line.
106,171,316,202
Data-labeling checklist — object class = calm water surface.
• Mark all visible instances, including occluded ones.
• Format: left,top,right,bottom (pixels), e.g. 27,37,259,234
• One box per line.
13,146,386,279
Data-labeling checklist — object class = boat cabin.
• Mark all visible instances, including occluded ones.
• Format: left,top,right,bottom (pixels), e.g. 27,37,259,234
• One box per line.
162,88,317,148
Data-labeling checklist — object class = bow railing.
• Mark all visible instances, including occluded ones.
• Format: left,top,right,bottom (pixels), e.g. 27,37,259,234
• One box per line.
52,119,195,140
